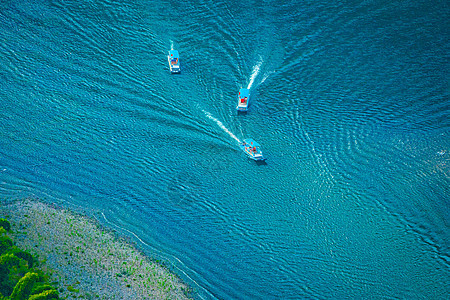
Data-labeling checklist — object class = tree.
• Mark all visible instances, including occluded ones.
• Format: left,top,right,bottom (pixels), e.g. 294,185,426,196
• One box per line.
0,219,10,232
0,253,24,296
0,253,21,273
28,289,59,300
7,246,33,268
10,272,38,300
0,235,13,255
0,253,29,296
30,284,52,295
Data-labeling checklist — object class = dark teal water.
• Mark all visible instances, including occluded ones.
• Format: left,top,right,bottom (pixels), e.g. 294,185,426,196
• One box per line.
1,0,449,298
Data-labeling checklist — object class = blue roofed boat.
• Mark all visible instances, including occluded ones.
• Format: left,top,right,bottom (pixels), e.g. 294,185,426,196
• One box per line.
168,50,181,74
239,139,266,161
236,88,249,112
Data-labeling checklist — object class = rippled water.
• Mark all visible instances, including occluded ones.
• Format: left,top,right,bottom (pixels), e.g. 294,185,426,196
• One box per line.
1,0,449,298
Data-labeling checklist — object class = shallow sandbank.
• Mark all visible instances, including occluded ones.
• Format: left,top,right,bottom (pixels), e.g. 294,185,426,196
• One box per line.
0,199,191,300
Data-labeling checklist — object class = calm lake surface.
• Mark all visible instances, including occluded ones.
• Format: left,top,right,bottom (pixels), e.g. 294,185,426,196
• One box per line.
1,0,449,298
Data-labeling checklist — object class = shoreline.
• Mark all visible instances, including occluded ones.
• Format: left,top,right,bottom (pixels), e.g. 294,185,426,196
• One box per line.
0,198,192,300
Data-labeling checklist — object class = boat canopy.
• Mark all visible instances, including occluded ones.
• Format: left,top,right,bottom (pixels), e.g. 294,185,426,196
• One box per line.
239,88,249,98
169,50,179,58
243,138,260,147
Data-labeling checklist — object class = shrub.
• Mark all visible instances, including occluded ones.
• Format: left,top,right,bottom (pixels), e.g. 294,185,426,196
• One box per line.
28,289,59,300
0,219,10,232
31,284,53,295
67,285,79,293
10,272,38,300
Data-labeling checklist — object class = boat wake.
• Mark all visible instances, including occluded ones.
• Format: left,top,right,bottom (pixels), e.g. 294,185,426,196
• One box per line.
260,71,274,85
203,110,241,143
170,40,174,50
247,59,263,90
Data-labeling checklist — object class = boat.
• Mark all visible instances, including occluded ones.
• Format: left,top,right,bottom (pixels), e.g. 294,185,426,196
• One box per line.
168,50,181,74
239,139,266,161
236,88,249,111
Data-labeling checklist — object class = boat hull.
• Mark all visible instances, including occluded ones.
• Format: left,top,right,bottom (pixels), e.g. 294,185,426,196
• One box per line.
236,106,248,112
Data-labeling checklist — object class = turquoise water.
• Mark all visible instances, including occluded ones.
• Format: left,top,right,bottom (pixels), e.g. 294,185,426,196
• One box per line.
1,0,449,298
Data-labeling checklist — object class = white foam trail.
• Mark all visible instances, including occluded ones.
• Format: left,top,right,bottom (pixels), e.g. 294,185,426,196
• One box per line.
203,110,241,143
260,71,274,85
170,40,174,50
247,60,263,90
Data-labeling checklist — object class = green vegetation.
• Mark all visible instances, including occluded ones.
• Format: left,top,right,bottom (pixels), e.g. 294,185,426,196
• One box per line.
0,218,59,300
10,272,38,300
0,234,13,255
0,219,10,232
66,286,78,293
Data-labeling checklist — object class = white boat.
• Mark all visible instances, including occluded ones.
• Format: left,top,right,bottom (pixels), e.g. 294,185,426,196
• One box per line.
168,50,181,74
236,88,249,112
240,139,266,161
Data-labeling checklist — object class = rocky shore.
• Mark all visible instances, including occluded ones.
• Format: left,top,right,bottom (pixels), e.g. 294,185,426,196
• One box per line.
0,199,191,300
